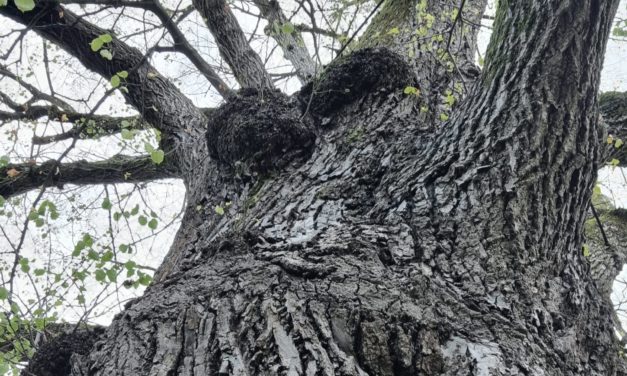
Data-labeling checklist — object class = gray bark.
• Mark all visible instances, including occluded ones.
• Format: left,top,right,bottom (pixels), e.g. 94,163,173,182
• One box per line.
193,0,275,89
0,155,176,198
600,91,627,166
5,0,626,375
252,0,317,82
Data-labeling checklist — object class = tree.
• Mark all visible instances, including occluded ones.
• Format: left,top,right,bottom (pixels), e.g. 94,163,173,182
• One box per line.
0,0,627,374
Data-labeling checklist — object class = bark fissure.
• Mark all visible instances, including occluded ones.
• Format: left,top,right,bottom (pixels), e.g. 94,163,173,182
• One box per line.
10,1,627,375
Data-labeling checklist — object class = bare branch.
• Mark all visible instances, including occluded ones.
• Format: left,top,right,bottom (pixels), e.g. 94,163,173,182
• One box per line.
192,0,274,89
0,1,207,140
0,63,75,112
252,0,316,82
146,0,235,98
0,155,176,198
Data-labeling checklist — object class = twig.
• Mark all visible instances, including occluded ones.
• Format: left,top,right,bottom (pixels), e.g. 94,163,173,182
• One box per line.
591,203,611,247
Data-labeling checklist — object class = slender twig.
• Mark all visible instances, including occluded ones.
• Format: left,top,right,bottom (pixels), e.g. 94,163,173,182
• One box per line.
591,203,611,247
334,0,385,59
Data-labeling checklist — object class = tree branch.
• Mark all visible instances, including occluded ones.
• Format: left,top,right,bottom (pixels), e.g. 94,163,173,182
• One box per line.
252,0,316,82
0,1,207,141
145,0,234,98
192,0,274,89
0,155,176,198
0,104,149,144
0,63,75,112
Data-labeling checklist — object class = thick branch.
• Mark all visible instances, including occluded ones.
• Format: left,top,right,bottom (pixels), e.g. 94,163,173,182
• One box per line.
0,155,176,198
356,0,487,115
0,1,207,141
192,0,274,89
147,0,234,98
0,104,147,143
599,91,627,166
252,0,316,82
31,113,147,144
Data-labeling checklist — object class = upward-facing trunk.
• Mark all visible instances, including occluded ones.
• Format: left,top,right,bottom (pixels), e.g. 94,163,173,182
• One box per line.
21,1,625,375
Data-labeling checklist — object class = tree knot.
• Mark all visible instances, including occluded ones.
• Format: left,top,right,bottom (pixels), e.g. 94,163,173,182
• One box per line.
24,326,105,376
298,47,413,124
206,88,315,172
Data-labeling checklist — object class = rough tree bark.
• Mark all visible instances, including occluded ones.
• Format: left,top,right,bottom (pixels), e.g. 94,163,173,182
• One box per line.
2,0,626,375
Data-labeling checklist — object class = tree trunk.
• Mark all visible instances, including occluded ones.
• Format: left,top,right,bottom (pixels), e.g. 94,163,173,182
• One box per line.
14,1,626,375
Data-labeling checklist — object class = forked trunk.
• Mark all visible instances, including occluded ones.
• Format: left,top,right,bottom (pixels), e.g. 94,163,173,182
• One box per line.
21,1,625,375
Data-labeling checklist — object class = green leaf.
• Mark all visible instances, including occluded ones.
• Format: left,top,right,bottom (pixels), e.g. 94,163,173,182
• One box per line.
120,120,131,128
34,218,44,227
119,244,129,253
124,261,136,271
121,129,134,140
101,251,114,262
0,155,9,167
95,269,106,282
214,206,225,215
106,269,118,282
100,34,112,43
34,269,45,276
439,113,449,121
615,139,624,149
110,75,120,88
144,142,154,153
614,27,627,37
99,49,113,60
403,86,419,96
138,216,147,226
87,250,99,260
116,70,128,78
281,22,295,34
148,218,158,230
83,233,94,247
387,27,400,35
0,0,7,7
610,158,620,167
72,241,85,256
19,258,30,273
101,198,112,210
90,38,104,52
14,0,35,12
0,287,8,300
593,185,602,196
130,205,139,216
150,150,164,164
583,244,591,257
138,273,152,286
28,210,38,221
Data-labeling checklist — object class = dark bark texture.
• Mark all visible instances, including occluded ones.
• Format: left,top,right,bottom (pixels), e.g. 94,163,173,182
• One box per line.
5,0,627,375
